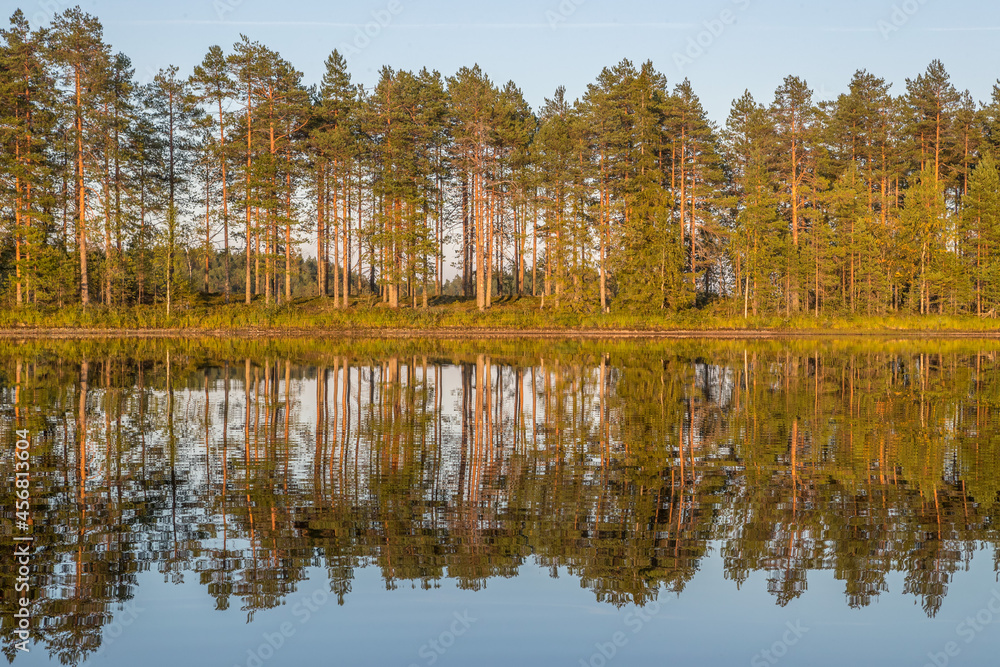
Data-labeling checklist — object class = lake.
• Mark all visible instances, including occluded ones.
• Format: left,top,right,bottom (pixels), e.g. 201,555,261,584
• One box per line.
2,337,1000,667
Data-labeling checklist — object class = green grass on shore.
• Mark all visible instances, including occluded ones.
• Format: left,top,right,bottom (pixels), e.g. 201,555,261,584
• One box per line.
3,294,1000,334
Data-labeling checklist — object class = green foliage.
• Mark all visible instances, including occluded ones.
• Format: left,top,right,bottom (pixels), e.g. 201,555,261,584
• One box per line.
962,152,1000,313
4,295,1000,334
3,11,1000,323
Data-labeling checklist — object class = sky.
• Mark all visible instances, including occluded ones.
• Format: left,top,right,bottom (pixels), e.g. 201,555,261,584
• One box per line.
11,0,1000,124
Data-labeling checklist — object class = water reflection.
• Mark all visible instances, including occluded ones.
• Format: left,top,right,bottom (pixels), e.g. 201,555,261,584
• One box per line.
2,339,999,664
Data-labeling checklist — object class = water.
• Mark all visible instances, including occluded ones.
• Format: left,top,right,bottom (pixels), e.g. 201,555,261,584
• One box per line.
2,338,1000,667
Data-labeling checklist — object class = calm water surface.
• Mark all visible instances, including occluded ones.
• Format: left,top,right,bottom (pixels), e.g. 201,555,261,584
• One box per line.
2,338,1000,667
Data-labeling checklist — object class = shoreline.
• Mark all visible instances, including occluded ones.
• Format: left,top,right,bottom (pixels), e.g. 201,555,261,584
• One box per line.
3,327,1000,340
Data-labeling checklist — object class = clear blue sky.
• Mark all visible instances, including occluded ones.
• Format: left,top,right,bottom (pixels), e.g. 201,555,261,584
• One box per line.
15,0,1000,123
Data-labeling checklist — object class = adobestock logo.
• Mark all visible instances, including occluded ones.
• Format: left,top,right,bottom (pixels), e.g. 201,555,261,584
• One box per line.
213,0,245,22
338,0,406,58
750,620,810,666
876,0,933,40
31,0,67,27
922,589,1000,667
408,610,477,667
546,0,588,31
231,586,333,667
579,599,662,667
673,0,753,74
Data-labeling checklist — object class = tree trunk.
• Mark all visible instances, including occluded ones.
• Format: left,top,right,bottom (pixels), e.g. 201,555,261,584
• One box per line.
76,67,89,307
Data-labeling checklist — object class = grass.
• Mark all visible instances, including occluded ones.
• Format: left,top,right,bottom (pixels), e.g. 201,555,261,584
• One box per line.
2,293,1000,334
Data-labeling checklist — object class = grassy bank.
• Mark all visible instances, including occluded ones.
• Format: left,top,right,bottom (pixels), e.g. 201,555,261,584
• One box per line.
2,295,1000,334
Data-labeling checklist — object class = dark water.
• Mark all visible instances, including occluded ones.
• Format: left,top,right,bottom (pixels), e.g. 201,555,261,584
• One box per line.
3,338,1000,667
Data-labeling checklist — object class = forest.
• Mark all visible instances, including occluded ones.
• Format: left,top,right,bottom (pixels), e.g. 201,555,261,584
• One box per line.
4,7,1000,320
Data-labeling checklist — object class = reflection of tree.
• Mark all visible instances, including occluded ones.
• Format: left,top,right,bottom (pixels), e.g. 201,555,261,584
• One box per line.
3,339,1000,663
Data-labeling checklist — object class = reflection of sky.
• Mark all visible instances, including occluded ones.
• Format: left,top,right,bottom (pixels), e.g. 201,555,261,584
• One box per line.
0,363,994,665
70,358,970,500
17,541,997,667
22,0,1000,124
8,355,998,665
77,363,522,495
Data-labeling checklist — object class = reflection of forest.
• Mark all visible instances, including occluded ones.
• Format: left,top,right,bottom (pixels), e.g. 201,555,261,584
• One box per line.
2,339,999,664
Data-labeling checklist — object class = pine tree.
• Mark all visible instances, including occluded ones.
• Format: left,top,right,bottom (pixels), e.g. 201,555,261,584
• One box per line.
147,65,199,314
725,91,783,317
312,50,362,306
771,76,819,314
979,81,1000,154
191,44,236,302
251,46,308,304
904,60,960,187
228,35,264,305
490,80,533,303
98,52,135,307
825,166,871,314
900,166,948,314
950,91,980,204
419,68,454,300
962,152,1000,315
581,62,632,312
826,70,897,313
48,7,112,307
0,10,52,307
612,62,690,311
669,78,726,300
412,68,451,306
534,87,577,310
448,66,498,311
9,14,1000,321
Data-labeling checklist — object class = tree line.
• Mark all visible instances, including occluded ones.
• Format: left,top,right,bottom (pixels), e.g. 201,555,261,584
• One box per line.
5,7,1000,316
